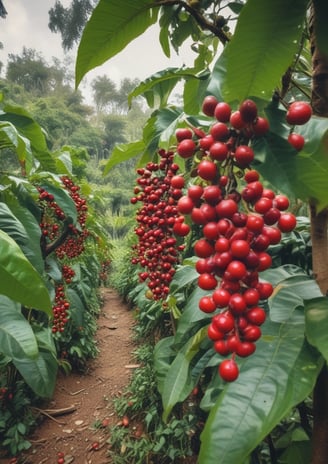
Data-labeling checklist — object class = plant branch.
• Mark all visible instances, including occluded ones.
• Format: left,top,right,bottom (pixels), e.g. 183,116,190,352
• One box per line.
152,0,230,44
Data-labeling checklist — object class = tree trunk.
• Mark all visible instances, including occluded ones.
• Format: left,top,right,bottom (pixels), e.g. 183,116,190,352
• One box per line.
309,3,328,463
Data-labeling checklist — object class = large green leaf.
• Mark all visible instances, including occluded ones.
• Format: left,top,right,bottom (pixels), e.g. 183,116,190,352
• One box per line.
162,326,208,421
13,349,57,397
0,295,38,359
222,0,309,101
103,140,145,174
253,117,328,210
0,191,44,273
0,230,51,312
305,296,328,362
269,275,322,323
75,0,158,86
154,336,176,394
0,104,55,173
0,121,33,173
199,319,323,464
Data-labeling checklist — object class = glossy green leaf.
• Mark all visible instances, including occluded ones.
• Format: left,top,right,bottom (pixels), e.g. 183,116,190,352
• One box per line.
76,0,158,86
0,121,33,172
0,230,51,312
253,118,328,210
0,191,44,273
162,326,208,421
199,319,322,464
128,67,203,109
305,296,328,362
103,140,145,175
67,287,86,327
0,295,38,359
13,349,57,397
269,275,322,322
222,0,308,101
154,336,176,394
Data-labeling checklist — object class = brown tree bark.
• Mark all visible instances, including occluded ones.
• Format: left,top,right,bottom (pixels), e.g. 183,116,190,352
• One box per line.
309,3,328,464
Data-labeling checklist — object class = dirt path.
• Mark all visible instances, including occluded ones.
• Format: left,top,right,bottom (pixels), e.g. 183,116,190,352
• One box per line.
1,288,135,464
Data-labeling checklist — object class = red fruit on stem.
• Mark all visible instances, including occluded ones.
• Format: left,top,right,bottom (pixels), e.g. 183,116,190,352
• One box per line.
202,95,219,116
219,359,239,382
288,133,305,151
177,139,196,158
239,99,258,123
286,101,312,125
214,102,232,122
175,127,193,142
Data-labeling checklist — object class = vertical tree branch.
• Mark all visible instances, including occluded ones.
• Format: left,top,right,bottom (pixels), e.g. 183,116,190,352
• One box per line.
309,3,328,463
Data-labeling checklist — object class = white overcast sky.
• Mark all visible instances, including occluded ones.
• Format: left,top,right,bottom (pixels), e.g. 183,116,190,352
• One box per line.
0,0,194,102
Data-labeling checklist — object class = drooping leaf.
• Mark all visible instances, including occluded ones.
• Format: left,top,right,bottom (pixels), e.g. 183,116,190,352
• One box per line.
0,191,44,274
199,319,322,464
13,349,57,397
103,140,145,175
0,230,51,312
0,295,38,359
76,0,159,86
305,296,328,362
222,0,309,101
253,117,328,211
162,326,208,421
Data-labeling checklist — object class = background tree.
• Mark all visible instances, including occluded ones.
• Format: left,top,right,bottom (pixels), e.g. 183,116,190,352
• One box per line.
48,0,97,50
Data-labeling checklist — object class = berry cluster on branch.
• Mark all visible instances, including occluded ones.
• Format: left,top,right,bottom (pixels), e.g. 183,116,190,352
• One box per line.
175,96,308,381
130,149,187,300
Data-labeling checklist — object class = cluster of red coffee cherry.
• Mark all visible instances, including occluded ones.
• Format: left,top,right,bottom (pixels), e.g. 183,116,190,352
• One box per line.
52,284,70,333
38,177,90,333
130,149,187,300
55,176,89,260
38,177,89,260
175,96,305,382
62,264,75,284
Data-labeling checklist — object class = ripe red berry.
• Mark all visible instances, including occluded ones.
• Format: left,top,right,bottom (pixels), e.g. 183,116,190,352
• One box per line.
210,122,230,141
199,296,217,313
170,175,185,189
175,127,193,142
234,145,255,167
209,141,229,161
230,110,246,130
177,195,194,214
202,95,219,116
214,102,232,122
288,133,305,151
219,358,239,382
286,101,312,125
239,99,258,123
212,287,231,307
197,159,217,181
252,116,270,136
198,273,217,290
199,134,215,150
177,139,196,158
212,311,235,333
278,213,297,232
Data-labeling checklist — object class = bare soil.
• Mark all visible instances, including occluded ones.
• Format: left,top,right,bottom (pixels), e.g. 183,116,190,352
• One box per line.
0,288,135,464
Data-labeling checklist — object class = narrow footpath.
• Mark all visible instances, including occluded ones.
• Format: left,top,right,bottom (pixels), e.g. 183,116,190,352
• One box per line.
2,288,135,464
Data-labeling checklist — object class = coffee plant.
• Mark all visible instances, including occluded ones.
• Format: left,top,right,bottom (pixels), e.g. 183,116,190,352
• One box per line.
75,1,328,463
